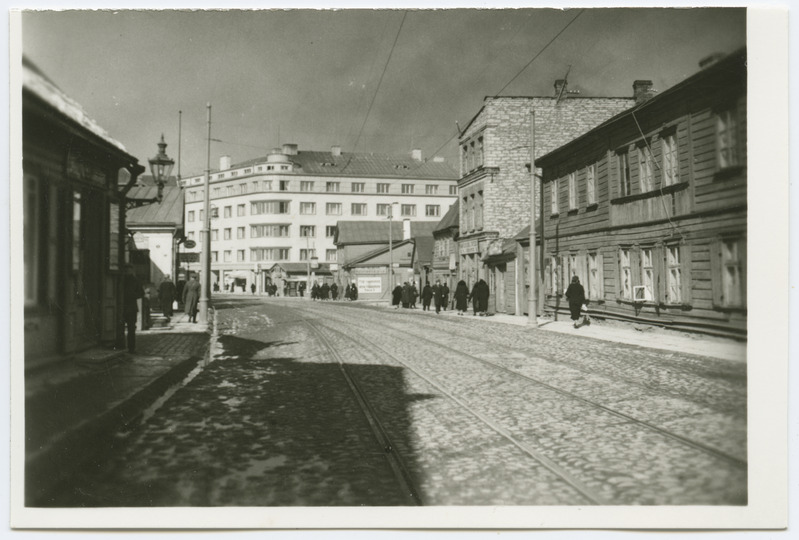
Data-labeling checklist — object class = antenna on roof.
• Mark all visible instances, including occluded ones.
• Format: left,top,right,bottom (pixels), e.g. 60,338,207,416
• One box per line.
555,65,572,105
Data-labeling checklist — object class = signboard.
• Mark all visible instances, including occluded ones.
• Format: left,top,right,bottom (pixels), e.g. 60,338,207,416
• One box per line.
179,252,200,263
184,239,197,249
460,238,479,255
357,276,382,294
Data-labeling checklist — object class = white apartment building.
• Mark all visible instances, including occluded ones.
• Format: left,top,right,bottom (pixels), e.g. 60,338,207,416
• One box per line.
180,143,458,292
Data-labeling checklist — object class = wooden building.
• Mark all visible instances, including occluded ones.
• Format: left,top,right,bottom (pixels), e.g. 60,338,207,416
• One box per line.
537,49,747,337
431,201,459,290
23,57,145,364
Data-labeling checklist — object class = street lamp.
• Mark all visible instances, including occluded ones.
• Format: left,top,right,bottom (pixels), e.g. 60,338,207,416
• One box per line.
148,134,175,203
198,104,212,324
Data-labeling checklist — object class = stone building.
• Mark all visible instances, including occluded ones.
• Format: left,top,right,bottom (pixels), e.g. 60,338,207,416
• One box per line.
180,144,457,293
457,81,639,299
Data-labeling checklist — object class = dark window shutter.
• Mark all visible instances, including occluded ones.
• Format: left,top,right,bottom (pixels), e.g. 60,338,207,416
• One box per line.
680,243,693,305
655,244,666,304
710,240,723,307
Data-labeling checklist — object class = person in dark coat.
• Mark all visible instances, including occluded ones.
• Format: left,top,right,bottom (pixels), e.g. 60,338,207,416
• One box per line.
392,284,403,308
401,282,411,308
299,282,306,297
331,283,339,301
432,281,442,314
344,284,351,300
565,275,587,328
182,273,201,323
158,275,177,321
442,283,450,310
410,282,419,309
454,280,469,316
469,281,480,316
475,278,490,316
320,282,330,300
350,284,358,301
123,264,144,352
311,282,320,300
421,283,433,311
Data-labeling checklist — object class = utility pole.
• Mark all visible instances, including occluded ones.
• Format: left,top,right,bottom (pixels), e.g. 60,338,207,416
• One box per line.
528,110,538,327
198,104,212,324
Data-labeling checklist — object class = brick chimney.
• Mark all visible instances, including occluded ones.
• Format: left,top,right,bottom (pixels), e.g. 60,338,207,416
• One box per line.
411,148,422,161
331,145,342,157
633,80,655,104
553,79,567,98
219,155,232,171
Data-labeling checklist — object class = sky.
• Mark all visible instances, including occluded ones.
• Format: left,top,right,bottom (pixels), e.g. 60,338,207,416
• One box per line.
20,8,746,177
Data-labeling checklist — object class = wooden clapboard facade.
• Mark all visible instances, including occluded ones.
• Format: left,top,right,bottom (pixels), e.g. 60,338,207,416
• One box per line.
537,49,747,337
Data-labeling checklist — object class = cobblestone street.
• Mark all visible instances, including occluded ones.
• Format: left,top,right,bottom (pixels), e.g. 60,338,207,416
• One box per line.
47,297,747,506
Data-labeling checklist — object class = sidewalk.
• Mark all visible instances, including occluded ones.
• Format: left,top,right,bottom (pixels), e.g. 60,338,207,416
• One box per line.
384,305,747,363
24,314,212,506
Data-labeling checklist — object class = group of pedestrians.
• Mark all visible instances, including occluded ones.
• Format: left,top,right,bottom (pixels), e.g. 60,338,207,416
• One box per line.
392,280,451,314
310,282,358,301
452,278,490,316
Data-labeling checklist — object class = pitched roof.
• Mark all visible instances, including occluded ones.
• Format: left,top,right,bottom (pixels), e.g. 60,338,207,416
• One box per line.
345,240,413,266
126,186,184,227
334,220,440,245
434,201,459,233
268,262,332,275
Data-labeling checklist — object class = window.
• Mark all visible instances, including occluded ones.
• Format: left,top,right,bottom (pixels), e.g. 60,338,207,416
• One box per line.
212,187,221,198
586,164,596,205
237,204,245,217
326,249,337,262
351,182,365,193
251,201,290,215
618,151,631,197
262,180,273,191
300,181,314,192
326,182,340,192
325,225,337,238
240,183,247,194
244,169,252,174
187,231,195,240
224,228,232,240
712,237,746,307
230,171,238,177
237,227,245,239
326,202,342,215
377,183,390,194
251,224,290,238
401,184,414,194
251,247,290,261
299,249,316,261
224,250,232,262
237,250,245,262
425,184,438,195
252,181,259,192
300,202,316,215
401,204,416,217
224,206,232,218
640,248,655,301
199,209,204,221
568,172,577,210
587,252,602,300
716,109,739,169
211,229,218,241
279,180,290,191
211,251,218,262
376,204,390,216
426,205,440,217
477,136,484,168
449,185,457,195
300,225,316,237
351,203,367,216
667,245,682,303
188,210,195,222
550,179,559,215
638,145,653,192
227,186,235,197
662,133,679,186
280,165,289,171
619,248,632,300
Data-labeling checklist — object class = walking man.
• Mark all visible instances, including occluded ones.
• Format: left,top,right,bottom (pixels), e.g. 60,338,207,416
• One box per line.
123,264,144,353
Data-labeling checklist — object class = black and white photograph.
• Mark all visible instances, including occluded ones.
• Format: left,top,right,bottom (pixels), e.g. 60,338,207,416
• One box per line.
8,3,791,532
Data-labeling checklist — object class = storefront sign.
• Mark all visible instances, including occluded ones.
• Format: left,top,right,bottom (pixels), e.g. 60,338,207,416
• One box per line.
460,239,479,255
357,276,382,294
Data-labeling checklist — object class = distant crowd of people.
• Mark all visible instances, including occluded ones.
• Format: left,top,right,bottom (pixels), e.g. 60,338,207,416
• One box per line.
307,281,359,301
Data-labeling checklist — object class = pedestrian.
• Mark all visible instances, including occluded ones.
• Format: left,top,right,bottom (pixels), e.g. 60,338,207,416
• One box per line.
421,282,433,311
442,282,450,311
320,282,330,300
122,264,144,352
182,272,201,323
410,281,419,309
565,275,587,328
432,280,442,314
213,281,219,292
299,282,306,297
351,284,358,301
392,283,403,309
158,274,177,321
331,283,339,301
475,278,490,316
454,280,469,316
251,283,256,295
311,282,319,300
401,282,411,309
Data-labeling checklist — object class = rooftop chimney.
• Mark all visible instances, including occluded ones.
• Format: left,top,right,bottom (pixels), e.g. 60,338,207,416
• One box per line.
281,143,298,155
331,145,341,157
411,148,422,161
699,52,725,69
220,155,232,171
633,80,656,105
554,79,567,98
402,219,411,241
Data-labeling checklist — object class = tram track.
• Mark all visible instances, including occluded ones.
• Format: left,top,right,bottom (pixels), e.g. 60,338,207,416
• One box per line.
293,301,746,472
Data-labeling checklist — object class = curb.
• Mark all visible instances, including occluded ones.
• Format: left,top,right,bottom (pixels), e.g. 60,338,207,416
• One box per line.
25,352,207,507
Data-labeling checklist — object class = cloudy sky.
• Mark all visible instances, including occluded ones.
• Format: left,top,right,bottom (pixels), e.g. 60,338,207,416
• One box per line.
21,8,745,177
